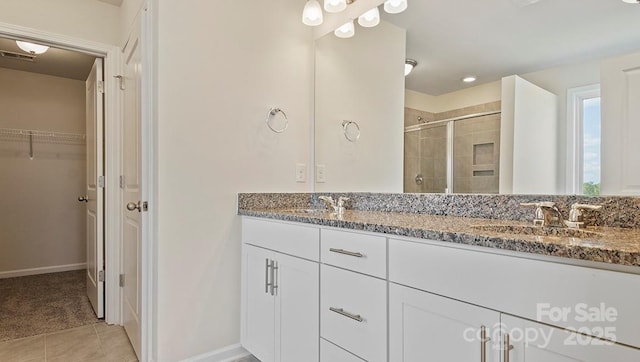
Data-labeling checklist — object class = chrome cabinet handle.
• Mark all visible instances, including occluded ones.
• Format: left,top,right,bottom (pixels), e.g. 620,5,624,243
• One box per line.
78,196,88,203
265,258,271,294
329,248,364,258
480,325,491,362
503,333,514,362
329,307,363,322
271,261,278,296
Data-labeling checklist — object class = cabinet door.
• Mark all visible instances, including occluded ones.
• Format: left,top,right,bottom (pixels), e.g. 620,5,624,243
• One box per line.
389,283,500,362
241,245,275,362
275,252,320,362
502,315,640,362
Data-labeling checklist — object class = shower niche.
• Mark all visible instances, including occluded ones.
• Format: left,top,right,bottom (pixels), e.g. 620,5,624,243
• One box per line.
404,101,501,194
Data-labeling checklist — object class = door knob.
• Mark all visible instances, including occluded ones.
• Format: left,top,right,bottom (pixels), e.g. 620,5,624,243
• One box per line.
78,196,88,202
126,201,141,212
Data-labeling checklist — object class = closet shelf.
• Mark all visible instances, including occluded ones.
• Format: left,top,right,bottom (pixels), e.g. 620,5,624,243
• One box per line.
0,127,86,145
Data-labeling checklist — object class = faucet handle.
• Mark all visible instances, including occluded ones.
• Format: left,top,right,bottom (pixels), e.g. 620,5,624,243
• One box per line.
337,197,350,207
318,195,334,204
571,203,602,211
520,201,555,208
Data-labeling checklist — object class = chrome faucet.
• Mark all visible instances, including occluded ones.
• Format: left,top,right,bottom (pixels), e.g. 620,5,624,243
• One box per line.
318,196,350,215
565,203,602,229
520,202,565,227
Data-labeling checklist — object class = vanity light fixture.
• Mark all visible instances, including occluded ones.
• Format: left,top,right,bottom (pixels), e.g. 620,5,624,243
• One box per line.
358,7,380,27
462,75,477,83
335,20,356,38
384,0,408,14
302,0,324,26
405,59,418,76
16,40,49,55
325,0,348,13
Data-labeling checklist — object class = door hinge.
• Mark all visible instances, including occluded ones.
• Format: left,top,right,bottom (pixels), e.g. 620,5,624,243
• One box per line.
142,201,148,212
97,80,104,94
98,175,105,188
119,274,125,287
119,175,125,189
98,270,105,283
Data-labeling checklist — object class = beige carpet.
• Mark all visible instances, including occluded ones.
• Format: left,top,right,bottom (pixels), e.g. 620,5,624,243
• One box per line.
0,269,99,342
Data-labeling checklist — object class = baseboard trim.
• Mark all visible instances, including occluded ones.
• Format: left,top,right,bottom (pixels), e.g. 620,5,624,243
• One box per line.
181,343,251,362
0,263,87,279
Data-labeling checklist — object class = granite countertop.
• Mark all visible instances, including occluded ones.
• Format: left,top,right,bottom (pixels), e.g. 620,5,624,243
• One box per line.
239,208,640,268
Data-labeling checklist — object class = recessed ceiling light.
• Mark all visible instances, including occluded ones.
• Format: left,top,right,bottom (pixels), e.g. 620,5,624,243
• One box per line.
461,75,477,83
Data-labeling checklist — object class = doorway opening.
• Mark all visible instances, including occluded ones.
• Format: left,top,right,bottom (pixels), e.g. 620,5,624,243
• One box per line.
0,35,106,337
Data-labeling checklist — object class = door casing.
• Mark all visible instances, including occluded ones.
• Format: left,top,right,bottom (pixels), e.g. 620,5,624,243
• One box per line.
0,11,156,362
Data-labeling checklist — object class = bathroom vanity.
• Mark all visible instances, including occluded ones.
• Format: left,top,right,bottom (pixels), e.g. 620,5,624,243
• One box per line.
239,193,640,362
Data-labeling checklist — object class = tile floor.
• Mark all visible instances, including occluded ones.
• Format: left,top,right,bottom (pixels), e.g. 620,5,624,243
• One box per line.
0,323,137,362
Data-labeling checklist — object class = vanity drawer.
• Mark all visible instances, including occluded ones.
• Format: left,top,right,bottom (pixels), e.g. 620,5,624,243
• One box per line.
321,229,386,278
242,217,319,261
320,338,366,362
320,265,387,362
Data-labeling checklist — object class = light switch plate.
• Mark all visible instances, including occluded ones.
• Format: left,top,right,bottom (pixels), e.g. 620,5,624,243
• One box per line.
316,164,326,183
295,163,306,183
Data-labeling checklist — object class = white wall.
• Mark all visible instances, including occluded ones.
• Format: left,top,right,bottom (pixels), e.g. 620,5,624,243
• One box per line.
406,81,502,114
315,21,406,192
0,68,86,276
0,0,120,46
500,75,558,194
155,0,313,360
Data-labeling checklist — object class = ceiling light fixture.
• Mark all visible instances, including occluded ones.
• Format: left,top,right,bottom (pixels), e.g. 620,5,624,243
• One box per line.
334,20,356,38
384,0,408,14
621,0,639,3
302,0,324,26
358,7,380,28
16,41,49,55
325,0,347,13
405,59,418,76
461,75,477,83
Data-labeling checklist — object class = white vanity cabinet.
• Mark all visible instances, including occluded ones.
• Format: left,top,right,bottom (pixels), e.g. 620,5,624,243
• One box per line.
241,218,320,362
320,229,388,362
389,283,500,362
501,314,640,362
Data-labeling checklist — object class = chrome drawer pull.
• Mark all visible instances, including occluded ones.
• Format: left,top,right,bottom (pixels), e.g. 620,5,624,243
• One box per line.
329,307,363,322
329,248,364,258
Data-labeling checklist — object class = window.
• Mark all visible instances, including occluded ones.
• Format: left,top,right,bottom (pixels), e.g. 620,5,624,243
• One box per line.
567,85,601,195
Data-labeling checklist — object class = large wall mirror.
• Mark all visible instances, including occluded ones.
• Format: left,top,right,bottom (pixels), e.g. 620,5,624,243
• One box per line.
314,0,640,195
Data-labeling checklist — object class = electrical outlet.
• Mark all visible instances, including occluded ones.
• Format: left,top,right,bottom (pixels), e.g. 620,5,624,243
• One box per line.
295,163,306,183
316,164,326,183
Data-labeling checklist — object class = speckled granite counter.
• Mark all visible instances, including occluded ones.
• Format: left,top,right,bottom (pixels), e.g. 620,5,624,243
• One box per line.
238,193,640,268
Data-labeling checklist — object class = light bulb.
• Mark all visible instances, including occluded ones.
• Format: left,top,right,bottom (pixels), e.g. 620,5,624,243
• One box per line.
358,7,380,28
324,0,347,13
302,0,323,26
405,59,417,76
16,41,49,55
462,76,477,83
334,20,355,38
384,0,408,14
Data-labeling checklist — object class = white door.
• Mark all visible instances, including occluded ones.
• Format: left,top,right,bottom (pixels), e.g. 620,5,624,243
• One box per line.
389,283,500,362
122,16,143,358
85,58,105,318
501,314,640,362
601,51,640,195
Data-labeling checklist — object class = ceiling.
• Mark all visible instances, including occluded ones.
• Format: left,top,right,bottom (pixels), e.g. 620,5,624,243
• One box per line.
0,37,96,81
382,0,640,95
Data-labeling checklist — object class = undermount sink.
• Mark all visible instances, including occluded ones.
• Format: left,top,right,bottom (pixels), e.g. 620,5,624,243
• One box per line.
470,224,603,238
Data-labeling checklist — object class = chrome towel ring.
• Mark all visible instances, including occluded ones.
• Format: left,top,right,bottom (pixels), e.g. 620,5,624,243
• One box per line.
266,108,288,133
342,120,360,142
